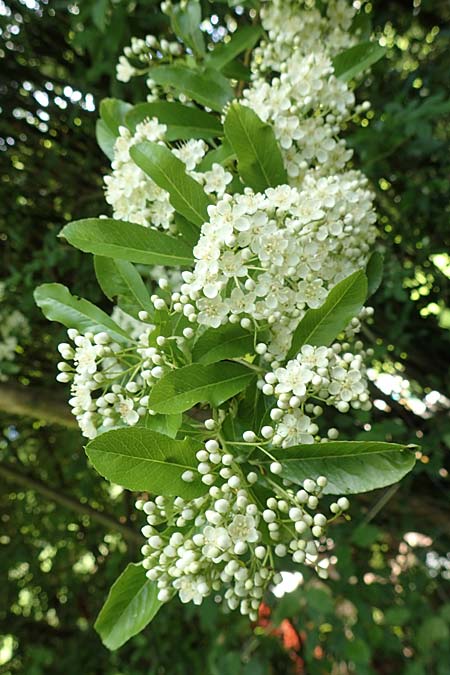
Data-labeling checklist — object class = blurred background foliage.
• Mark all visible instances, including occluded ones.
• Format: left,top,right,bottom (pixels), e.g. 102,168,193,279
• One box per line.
0,0,449,673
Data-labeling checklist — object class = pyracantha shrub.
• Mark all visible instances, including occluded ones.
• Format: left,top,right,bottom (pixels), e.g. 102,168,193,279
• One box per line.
35,0,416,649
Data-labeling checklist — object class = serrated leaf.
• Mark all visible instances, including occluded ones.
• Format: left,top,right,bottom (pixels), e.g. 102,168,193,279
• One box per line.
287,271,368,359
148,362,255,414
207,25,262,70
94,256,152,318
95,563,162,650
258,441,416,495
192,324,254,365
333,41,386,81
34,283,128,344
130,141,212,227
224,102,287,191
366,251,383,297
150,65,233,112
60,218,193,267
126,101,223,140
86,427,206,498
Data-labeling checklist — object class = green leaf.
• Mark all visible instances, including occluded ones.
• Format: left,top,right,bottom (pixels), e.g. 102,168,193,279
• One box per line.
350,12,372,41
224,102,287,191
287,271,368,359
86,427,206,498
130,141,212,227
192,324,254,365
96,119,116,161
366,251,383,297
94,256,152,318
260,441,416,495
96,98,132,159
34,283,128,344
148,362,255,414
60,218,193,267
100,98,132,135
207,25,263,70
95,563,162,650
126,101,223,140
198,141,235,172
221,60,251,82
144,413,182,439
170,0,205,57
333,41,386,81
150,65,234,112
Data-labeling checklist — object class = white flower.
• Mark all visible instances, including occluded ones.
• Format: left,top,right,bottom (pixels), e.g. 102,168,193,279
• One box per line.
174,575,209,605
274,361,314,397
115,395,140,426
228,514,259,545
116,55,135,83
203,163,233,197
276,411,315,447
203,526,231,558
172,139,207,171
74,337,102,375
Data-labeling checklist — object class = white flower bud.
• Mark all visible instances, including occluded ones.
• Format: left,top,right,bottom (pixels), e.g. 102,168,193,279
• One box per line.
261,425,274,439
205,439,219,453
263,509,276,523
337,497,350,511
270,461,282,475
255,546,266,560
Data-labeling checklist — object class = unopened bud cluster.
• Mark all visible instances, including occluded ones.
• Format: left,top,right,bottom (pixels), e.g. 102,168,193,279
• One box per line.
56,322,182,438
136,432,350,619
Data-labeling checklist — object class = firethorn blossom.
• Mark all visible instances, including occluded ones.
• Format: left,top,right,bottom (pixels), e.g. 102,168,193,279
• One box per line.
50,0,395,621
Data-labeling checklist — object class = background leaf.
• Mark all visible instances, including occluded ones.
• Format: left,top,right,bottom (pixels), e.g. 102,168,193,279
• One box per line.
192,324,254,365
224,102,287,191
262,441,416,494
333,41,386,81
287,271,368,358
148,362,255,414
95,563,162,650
150,65,233,112
366,251,384,297
130,142,212,227
207,25,263,70
96,98,132,159
170,0,205,57
61,218,193,267
94,256,152,318
86,427,206,498
34,283,128,343
126,101,223,140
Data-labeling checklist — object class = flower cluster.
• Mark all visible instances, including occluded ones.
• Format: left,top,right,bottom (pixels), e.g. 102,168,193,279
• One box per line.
257,343,371,448
117,34,183,83
136,432,350,619
51,0,385,620
244,0,369,181
178,179,376,357
56,319,184,438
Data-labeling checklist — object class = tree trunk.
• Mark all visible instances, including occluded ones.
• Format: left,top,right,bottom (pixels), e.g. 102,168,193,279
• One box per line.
0,382,77,428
